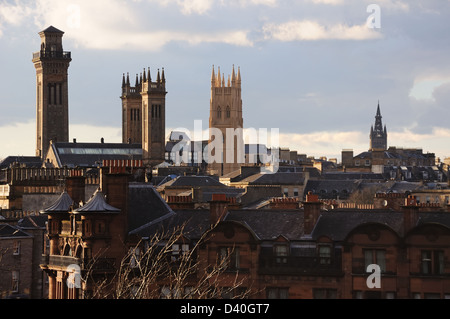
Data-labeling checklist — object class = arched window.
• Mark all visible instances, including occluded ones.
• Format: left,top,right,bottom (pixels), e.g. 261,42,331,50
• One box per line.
226,106,231,118
217,106,222,118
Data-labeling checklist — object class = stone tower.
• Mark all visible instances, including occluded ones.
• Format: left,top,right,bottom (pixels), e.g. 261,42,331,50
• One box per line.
121,68,167,166
32,26,71,158
208,65,244,176
370,102,387,151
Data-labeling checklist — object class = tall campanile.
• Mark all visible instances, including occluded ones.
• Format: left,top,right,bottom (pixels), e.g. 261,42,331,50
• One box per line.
208,65,244,176
32,26,71,158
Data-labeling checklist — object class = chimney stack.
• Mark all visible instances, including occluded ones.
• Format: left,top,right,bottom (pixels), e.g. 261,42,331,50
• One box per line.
303,192,322,235
209,194,228,226
402,195,420,235
66,170,85,208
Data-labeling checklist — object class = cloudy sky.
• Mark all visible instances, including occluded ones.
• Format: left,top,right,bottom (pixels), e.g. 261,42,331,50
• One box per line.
0,0,449,162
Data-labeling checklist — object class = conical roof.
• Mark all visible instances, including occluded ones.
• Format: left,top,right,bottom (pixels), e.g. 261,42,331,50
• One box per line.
74,189,120,214
41,191,73,214
41,26,64,34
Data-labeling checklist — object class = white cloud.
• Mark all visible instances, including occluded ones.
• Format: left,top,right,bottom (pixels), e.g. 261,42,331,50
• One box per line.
176,0,212,15
409,76,450,101
308,0,344,5
24,0,253,50
0,120,122,159
263,20,383,41
0,1,33,25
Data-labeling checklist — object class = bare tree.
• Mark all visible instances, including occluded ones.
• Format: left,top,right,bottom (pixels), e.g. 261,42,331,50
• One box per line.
83,223,255,299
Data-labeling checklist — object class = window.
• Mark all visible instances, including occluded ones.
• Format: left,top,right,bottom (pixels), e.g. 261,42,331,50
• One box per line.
267,287,289,299
421,250,444,275
172,243,190,262
364,249,386,272
217,106,222,118
274,245,288,264
130,247,141,268
218,247,240,270
13,241,21,256
293,188,299,197
318,245,331,265
226,106,231,118
313,288,337,299
12,271,19,293
283,188,289,197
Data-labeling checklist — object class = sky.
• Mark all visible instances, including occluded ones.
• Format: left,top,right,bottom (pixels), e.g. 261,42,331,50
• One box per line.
0,0,449,163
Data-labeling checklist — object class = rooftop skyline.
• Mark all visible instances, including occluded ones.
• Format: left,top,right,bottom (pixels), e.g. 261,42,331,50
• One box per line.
0,1,449,161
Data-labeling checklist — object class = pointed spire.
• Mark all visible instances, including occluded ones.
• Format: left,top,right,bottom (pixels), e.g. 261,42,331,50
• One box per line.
217,66,221,87
147,67,151,82
161,67,165,83
237,66,241,85
122,73,126,87
126,72,130,86
135,74,139,87
143,68,147,82
157,68,161,83
211,65,216,87
227,75,231,87
376,101,381,117
222,74,225,87
231,65,236,86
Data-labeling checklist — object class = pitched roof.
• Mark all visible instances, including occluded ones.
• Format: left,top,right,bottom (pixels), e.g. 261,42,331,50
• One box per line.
130,206,450,244
49,142,142,168
0,224,32,238
41,191,73,214
41,26,64,33
0,156,42,169
18,215,48,229
158,175,225,188
73,189,120,214
127,183,174,232
239,172,304,185
130,209,304,241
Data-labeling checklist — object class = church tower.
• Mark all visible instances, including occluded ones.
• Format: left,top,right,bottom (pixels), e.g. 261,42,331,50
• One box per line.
122,67,167,166
141,68,167,166
208,65,244,176
121,72,142,144
32,26,71,158
370,102,387,151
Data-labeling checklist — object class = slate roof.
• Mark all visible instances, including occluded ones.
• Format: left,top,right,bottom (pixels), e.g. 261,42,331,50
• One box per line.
304,180,359,199
158,175,225,188
18,215,48,229
311,210,450,240
41,26,64,33
322,172,385,181
73,189,120,214
40,191,74,214
49,142,142,168
130,209,304,241
239,172,305,185
127,183,174,232
130,205,450,245
0,224,32,238
0,156,42,169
